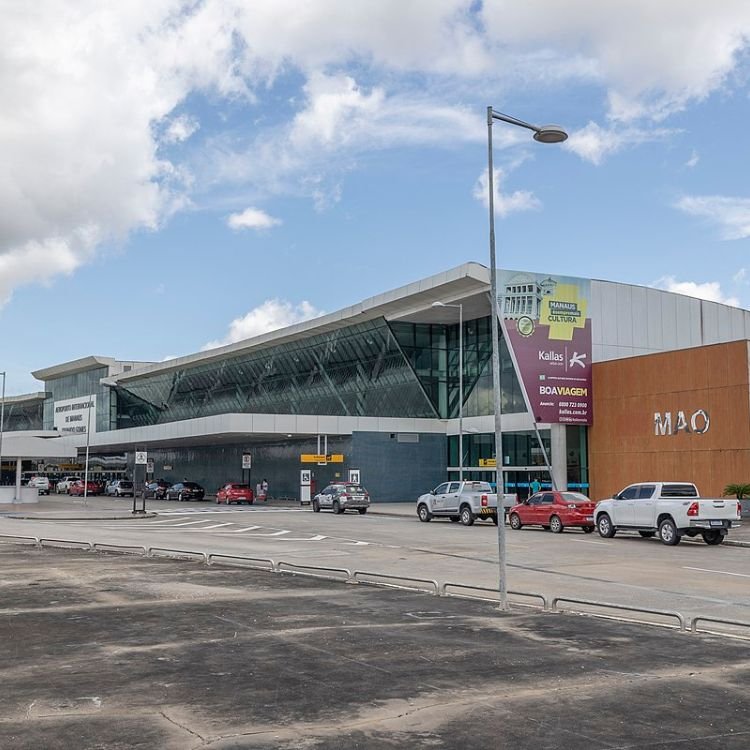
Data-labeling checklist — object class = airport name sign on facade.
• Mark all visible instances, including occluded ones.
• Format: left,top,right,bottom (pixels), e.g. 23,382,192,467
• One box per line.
300,454,344,464
654,410,710,436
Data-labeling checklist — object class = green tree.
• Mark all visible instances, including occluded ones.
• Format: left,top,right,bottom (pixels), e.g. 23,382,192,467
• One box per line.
722,483,750,499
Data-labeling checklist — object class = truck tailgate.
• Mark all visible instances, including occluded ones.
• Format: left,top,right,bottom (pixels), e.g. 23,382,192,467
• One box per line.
697,499,738,520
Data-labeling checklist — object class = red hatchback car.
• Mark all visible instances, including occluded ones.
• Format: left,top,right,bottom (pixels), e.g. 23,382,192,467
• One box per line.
508,491,597,533
216,483,255,505
68,480,100,497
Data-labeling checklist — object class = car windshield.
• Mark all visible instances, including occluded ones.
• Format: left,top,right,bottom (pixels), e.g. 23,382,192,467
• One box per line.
561,492,590,502
230,484,249,490
120,481,133,488
183,482,201,489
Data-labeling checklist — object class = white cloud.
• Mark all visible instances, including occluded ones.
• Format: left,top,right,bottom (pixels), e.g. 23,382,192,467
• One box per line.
481,1,750,122
563,121,675,165
674,195,750,240
654,276,739,307
685,150,700,169
203,299,325,349
5,1,750,306
473,166,541,218
164,114,200,144
227,207,281,231
733,268,747,284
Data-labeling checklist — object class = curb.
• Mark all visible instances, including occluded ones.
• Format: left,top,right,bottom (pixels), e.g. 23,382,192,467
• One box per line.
3,514,158,521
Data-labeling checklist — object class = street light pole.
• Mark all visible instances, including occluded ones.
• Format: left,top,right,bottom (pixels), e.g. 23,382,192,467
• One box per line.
432,302,464,480
486,107,567,611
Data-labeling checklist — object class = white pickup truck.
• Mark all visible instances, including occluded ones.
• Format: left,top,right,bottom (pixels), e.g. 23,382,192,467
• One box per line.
416,480,516,526
594,482,741,546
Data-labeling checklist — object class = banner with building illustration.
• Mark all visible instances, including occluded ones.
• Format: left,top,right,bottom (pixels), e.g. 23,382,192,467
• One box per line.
498,270,592,425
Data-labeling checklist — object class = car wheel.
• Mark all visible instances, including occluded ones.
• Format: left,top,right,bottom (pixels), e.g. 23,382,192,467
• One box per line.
491,514,499,525
549,515,564,534
312,499,320,512
417,503,432,522
332,500,342,515
701,530,724,545
178,492,183,502
597,513,616,538
658,518,680,546
582,526,595,534
460,505,474,526
638,530,656,538
509,513,523,530
358,508,367,515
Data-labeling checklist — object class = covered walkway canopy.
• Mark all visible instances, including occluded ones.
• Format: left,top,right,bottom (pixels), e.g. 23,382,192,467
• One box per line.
0,431,78,503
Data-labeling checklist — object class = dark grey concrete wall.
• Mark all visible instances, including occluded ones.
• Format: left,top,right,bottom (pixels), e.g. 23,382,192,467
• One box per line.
350,432,446,502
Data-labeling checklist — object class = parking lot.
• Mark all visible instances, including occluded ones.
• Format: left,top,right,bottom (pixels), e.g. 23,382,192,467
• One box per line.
1,544,749,749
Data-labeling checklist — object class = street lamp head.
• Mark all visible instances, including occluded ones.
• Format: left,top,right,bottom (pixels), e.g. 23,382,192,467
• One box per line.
431,301,446,308
533,125,568,144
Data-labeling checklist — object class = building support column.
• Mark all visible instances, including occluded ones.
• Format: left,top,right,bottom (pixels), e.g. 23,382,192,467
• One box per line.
14,458,21,503
550,424,567,491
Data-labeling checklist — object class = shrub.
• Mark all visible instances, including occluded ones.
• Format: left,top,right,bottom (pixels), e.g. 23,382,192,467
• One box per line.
722,483,750,499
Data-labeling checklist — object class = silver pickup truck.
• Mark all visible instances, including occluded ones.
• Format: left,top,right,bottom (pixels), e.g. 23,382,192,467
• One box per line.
416,480,516,526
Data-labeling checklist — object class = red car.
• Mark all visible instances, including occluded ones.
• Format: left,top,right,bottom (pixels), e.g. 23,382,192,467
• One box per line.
216,483,254,505
68,480,100,497
508,491,597,533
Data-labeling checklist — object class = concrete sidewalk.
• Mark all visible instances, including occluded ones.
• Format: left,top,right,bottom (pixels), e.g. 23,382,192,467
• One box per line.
1,494,748,547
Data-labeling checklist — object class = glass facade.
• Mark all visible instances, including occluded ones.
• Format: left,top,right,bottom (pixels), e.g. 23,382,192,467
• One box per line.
114,319,439,428
114,315,530,427
2,398,44,431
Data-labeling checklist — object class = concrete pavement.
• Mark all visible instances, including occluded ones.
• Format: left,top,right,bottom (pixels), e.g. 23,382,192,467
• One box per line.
1,544,748,749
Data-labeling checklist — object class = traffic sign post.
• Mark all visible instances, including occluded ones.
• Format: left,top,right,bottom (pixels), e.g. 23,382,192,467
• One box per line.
134,450,147,514
242,452,252,491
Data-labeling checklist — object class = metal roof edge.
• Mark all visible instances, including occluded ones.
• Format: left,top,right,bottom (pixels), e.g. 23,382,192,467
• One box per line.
104,262,491,385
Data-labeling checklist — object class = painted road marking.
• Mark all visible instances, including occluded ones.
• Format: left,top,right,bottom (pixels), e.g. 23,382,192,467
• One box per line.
195,523,233,530
683,566,750,579
171,520,214,527
230,526,263,533
573,540,611,546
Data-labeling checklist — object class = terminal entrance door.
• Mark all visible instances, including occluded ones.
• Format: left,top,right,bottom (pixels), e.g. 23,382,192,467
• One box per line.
502,468,551,501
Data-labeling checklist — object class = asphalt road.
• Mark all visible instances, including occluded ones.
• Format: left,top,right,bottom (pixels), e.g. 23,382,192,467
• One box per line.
1,499,748,625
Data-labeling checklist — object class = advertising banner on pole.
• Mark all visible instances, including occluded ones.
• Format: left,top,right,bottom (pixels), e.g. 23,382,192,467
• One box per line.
498,271,592,425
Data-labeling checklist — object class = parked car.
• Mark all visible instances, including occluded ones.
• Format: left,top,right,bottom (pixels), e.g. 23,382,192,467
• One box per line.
54,476,79,494
165,482,205,501
216,483,254,505
68,480,100,496
508,491,597,533
595,482,742,546
144,481,170,500
28,476,51,495
312,483,370,514
416,480,516,526
106,480,134,498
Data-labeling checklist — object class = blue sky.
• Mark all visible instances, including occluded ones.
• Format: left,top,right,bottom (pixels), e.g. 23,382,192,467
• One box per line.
2,1,750,394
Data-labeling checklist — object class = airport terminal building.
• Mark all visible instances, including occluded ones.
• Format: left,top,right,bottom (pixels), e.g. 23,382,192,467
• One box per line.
4,262,750,501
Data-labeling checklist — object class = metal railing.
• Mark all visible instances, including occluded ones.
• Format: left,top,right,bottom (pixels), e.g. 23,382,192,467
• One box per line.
441,582,549,610
550,596,687,631
0,533,747,638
